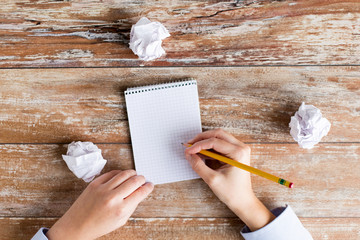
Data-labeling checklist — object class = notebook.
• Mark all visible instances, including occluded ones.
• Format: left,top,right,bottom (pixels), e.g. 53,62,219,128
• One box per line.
125,79,202,184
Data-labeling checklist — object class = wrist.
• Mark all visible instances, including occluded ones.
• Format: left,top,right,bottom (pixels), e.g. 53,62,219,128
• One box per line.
229,195,275,232
227,192,257,218
46,217,86,240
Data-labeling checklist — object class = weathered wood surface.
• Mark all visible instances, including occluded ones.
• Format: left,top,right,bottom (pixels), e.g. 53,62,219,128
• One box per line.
2,1,360,237
1,66,359,143
2,217,360,240
1,143,359,218
1,0,360,67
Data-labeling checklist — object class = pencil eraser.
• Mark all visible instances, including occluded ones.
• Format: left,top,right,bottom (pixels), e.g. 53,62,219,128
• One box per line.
289,183,294,188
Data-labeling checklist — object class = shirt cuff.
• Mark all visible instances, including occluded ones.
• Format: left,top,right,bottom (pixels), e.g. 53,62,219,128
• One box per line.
240,205,313,240
31,228,49,240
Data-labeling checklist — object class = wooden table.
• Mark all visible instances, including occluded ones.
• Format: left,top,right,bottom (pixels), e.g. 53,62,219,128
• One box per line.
1,1,359,239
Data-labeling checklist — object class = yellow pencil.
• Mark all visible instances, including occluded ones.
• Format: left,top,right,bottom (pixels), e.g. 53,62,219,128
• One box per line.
182,143,293,188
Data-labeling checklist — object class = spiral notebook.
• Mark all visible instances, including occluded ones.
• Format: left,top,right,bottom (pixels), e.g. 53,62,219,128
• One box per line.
125,79,202,184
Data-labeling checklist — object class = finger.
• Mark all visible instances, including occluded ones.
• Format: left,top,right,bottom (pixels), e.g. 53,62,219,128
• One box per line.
123,182,154,208
92,170,123,185
114,175,147,199
188,128,243,146
185,137,239,158
185,153,217,184
105,170,137,190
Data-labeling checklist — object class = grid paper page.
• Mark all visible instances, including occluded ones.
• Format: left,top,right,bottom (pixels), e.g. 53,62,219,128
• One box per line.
125,80,202,185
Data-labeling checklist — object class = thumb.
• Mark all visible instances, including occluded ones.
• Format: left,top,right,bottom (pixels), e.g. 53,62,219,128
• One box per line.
186,154,216,184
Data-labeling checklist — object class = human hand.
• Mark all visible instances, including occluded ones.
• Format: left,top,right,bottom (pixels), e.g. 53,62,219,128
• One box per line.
46,170,154,240
185,129,275,231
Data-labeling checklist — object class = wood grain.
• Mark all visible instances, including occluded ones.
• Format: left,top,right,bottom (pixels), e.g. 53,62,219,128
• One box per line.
1,143,359,218
0,67,359,143
1,0,360,67
1,1,359,239
2,217,360,240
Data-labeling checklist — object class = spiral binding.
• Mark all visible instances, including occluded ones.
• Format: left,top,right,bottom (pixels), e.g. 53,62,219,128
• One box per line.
125,78,197,95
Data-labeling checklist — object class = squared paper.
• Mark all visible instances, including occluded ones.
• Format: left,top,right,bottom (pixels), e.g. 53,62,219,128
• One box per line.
125,80,202,184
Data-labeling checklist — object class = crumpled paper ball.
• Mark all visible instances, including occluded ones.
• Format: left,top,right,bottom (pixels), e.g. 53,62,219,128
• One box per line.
62,141,107,182
129,17,170,61
289,102,331,149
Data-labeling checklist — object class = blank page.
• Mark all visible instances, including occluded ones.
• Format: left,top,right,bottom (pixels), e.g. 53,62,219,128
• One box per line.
125,80,202,184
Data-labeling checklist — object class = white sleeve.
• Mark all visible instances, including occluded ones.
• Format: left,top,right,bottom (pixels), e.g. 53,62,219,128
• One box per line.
240,205,313,240
31,228,49,240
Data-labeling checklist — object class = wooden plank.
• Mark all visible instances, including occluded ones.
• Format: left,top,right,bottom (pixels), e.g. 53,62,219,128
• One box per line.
1,143,359,218
1,217,360,240
1,0,360,67
0,217,242,240
0,67,359,143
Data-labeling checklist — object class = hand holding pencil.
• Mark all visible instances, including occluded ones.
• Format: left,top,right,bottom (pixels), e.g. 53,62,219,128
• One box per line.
183,143,293,188
184,129,277,232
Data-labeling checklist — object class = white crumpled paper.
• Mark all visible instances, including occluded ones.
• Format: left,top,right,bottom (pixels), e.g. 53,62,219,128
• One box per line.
289,102,331,149
62,141,107,182
129,17,170,61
